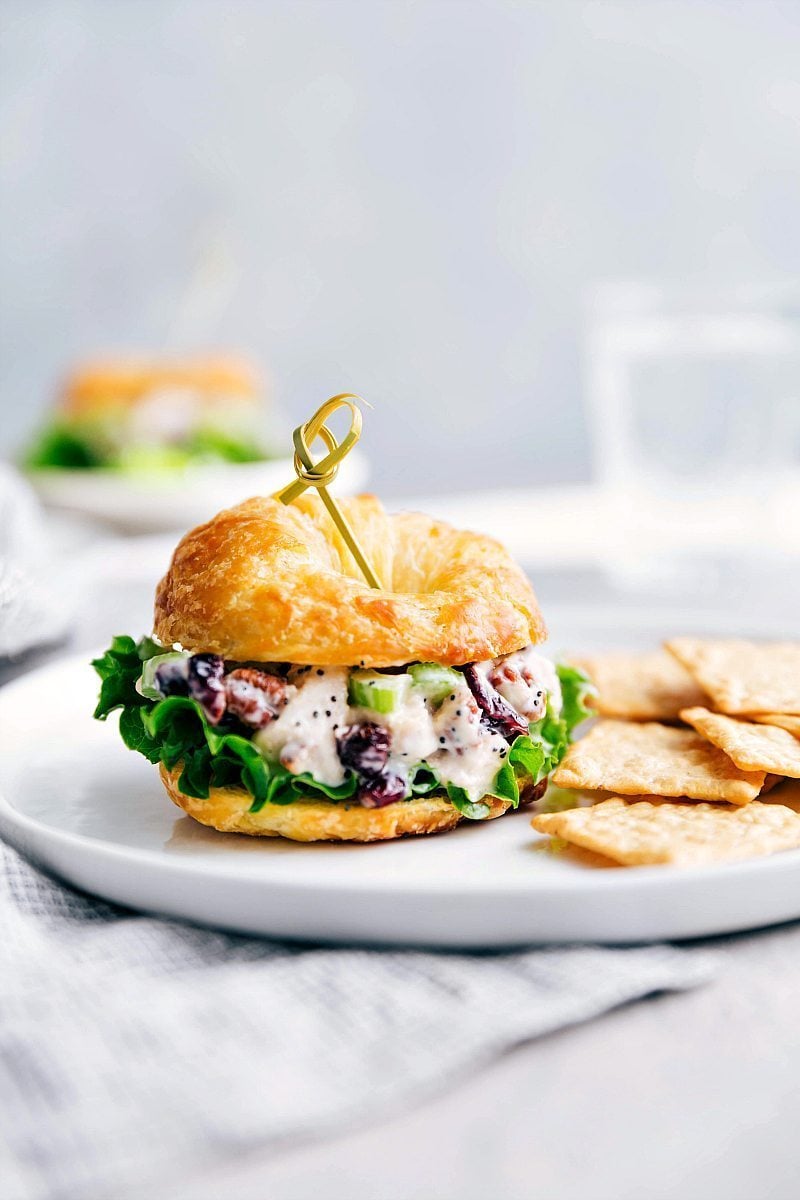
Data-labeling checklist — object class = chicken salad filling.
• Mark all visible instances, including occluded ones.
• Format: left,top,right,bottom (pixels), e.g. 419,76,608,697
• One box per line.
93,636,593,818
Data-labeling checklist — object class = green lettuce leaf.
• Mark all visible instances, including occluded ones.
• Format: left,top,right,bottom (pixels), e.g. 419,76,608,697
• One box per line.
25,421,267,472
558,663,597,732
445,785,492,820
92,635,163,719
508,662,595,800
187,427,266,464
91,638,364,811
24,424,105,470
92,638,596,821
118,706,162,763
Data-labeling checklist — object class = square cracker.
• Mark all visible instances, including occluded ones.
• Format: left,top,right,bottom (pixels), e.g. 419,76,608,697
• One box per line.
666,637,800,716
532,797,800,866
752,713,800,739
681,707,800,779
551,719,765,804
566,650,706,721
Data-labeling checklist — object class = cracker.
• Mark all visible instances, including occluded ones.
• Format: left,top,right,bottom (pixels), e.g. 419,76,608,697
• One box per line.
567,650,706,721
551,719,765,804
681,707,800,779
752,713,800,739
532,797,800,866
666,638,800,716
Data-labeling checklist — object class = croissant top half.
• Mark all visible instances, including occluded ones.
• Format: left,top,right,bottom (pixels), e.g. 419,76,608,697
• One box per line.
154,493,546,667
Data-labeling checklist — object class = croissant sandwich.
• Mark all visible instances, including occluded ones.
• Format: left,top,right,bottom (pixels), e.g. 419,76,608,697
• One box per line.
25,357,274,472
93,494,592,841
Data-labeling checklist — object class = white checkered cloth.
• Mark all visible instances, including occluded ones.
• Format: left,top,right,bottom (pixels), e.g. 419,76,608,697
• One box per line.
0,840,715,1200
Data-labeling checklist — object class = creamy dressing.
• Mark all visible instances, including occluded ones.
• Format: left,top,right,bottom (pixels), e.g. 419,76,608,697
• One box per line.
249,653,558,800
429,736,508,798
147,646,560,800
350,689,438,767
123,391,258,450
426,683,509,797
254,667,349,786
131,389,198,443
482,646,562,718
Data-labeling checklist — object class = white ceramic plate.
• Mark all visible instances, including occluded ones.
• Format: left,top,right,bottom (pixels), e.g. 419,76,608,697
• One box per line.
26,451,368,534
2,621,800,947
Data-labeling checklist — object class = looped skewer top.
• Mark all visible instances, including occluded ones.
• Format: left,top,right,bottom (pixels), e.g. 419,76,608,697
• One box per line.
273,394,383,589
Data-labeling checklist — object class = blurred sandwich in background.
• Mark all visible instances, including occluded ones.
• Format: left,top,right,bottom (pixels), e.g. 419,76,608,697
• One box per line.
24,356,278,473
19,356,367,534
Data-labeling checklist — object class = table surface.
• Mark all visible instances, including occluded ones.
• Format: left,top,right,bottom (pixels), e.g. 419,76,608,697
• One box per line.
159,923,800,1200
4,511,800,1200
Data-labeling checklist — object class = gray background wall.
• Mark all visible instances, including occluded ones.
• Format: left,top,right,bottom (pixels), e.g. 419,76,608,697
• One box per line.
1,0,799,494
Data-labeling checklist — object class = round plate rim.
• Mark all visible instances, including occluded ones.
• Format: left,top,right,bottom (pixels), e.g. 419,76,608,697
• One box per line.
1,786,799,900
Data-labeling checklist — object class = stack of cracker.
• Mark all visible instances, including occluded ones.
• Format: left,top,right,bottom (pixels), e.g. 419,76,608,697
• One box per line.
532,639,800,868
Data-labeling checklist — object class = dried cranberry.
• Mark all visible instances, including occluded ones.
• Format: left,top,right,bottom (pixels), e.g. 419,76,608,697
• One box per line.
463,664,528,741
335,723,402,809
154,659,189,697
187,653,226,724
225,668,288,730
336,722,390,777
358,772,406,808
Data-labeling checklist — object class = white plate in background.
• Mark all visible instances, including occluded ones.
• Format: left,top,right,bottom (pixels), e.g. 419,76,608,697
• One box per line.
1,612,798,948
26,450,369,534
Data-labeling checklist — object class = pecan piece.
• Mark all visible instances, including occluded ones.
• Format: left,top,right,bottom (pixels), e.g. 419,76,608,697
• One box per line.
225,668,289,730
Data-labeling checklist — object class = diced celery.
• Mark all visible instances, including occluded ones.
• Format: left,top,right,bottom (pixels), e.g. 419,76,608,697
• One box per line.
348,670,410,714
409,663,462,706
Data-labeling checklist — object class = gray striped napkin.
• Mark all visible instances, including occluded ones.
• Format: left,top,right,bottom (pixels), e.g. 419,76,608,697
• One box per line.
0,840,713,1200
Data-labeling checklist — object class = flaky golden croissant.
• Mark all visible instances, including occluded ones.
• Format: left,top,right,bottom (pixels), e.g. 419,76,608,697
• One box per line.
154,493,546,666
61,358,259,418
